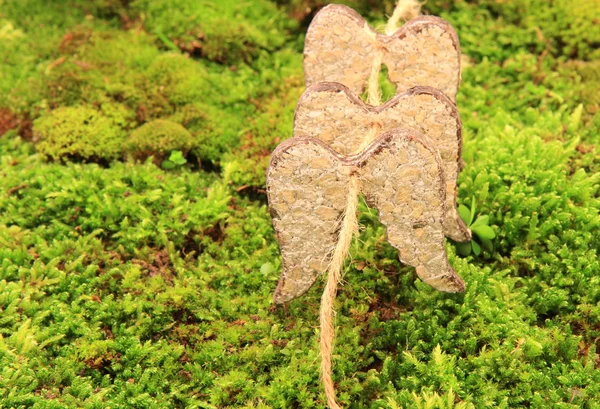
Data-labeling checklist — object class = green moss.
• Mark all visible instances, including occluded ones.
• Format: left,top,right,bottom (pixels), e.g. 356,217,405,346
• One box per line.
130,0,296,64
563,60,600,115
221,49,304,187
422,0,600,62
2,0,600,408
0,0,87,112
41,28,161,109
125,119,194,162
2,1,304,167
478,0,600,61
33,106,127,161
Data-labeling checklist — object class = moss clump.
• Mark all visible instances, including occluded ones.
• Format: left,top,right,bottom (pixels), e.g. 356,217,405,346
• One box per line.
1,3,299,167
130,0,296,64
431,0,600,62
33,106,127,161
42,29,162,110
126,119,194,162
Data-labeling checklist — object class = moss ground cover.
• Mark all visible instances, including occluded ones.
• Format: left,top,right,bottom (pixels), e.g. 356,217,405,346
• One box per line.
1,0,599,407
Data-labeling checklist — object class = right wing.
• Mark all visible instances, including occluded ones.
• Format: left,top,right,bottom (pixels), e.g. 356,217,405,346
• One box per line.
359,128,465,293
383,16,461,101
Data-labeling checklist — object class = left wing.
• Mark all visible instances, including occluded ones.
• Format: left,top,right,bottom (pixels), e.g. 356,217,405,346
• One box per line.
267,137,352,304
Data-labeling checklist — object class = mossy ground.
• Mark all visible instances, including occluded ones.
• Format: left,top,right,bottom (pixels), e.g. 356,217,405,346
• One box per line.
1,0,599,408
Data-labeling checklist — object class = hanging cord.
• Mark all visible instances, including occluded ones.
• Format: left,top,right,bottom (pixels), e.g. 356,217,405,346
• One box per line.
318,1,422,408
385,0,423,35
319,176,359,409
356,46,384,153
367,43,384,107
359,0,422,151
369,0,423,107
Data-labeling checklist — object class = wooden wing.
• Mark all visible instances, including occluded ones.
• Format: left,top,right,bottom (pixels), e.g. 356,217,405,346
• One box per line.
294,82,471,241
359,128,465,292
382,16,461,100
304,6,461,100
304,4,376,96
267,137,351,304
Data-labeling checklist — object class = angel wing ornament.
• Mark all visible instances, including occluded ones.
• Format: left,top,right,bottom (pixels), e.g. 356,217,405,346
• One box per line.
304,4,461,100
294,82,471,242
267,128,465,304
266,2,468,407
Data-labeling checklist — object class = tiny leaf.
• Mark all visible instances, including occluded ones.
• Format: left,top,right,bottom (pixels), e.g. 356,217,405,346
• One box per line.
260,262,276,276
472,225,496,240
471,215,489,228
169,150,187,165
458,205,470,225
161,160,175,170
456,241,472,256
480,237,494,252
472,240,481,256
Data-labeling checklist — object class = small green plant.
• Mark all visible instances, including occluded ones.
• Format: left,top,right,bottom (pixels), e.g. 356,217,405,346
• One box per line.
455,196,496,256
125,119,195,164
162,150,187,169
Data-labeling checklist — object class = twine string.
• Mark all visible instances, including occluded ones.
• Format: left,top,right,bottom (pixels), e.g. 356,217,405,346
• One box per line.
318,1,422,408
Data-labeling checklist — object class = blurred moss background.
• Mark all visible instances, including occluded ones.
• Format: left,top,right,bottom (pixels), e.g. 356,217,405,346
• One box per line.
0,0,599,407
